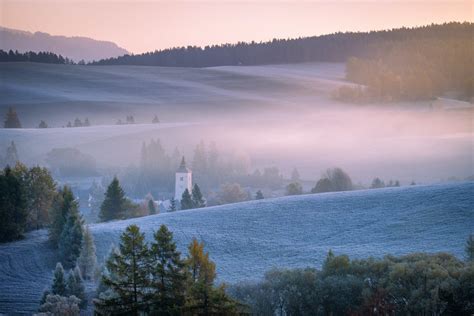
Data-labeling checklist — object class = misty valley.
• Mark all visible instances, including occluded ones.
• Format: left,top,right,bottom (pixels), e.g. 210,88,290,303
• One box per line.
0,20,473,316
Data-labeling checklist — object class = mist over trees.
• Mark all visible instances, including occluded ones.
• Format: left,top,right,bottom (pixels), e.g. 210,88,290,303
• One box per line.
4,107,21,128
46,148,97,177
339,36,473,101
311,168,353,194
2,141,19,167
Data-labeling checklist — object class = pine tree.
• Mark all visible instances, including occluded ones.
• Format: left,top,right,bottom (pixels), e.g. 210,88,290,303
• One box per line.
4,107,21,128
148,198,156,215
99,176,128,221
192,184,206,208
49,186,79,248
4,141,19,167
38,120,48,128
73,118,82,127
255,190,264,200
58,210,83,267
77,226,97,280
152,115,160,124
51,262,67,296
83,118,90,126
466,234,474,262
181,188,194,210
95,225,149,315
168,197,177,212
148,225,187,313
67,267,86,308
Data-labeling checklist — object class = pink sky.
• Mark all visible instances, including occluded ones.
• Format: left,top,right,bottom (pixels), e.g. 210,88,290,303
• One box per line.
1,1,472,54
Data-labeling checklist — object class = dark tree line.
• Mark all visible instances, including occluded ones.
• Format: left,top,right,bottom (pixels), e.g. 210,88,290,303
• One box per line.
92,22,472,69
0,49,74,64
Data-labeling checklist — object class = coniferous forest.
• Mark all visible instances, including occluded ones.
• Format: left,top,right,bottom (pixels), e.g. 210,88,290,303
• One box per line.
0,50,74,64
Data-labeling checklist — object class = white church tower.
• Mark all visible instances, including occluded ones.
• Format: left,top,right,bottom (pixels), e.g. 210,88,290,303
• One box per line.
175,156,192,201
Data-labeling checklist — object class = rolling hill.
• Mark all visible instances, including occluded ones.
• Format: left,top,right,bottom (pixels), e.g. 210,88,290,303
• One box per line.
0,181,473,314
0,62,347,127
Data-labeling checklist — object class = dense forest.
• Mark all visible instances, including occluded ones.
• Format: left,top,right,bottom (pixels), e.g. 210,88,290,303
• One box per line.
0,50,74,64
91,23,472,68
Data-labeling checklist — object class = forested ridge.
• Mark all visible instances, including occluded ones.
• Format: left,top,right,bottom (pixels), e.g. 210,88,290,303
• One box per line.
92,22,472,67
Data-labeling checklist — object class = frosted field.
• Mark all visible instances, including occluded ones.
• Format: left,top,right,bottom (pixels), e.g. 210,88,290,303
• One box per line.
1,181,473,314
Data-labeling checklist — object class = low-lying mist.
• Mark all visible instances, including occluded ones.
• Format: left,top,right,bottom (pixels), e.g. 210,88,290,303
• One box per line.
2,103,472,187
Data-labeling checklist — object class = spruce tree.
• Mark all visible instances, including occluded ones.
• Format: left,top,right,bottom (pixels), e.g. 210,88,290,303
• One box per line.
67,267,86,308
4,141,19,167
149,225,187,313
181,188,194,210
148,199,157,215
49,186,79,248
73,118,82,127
95,225,149,315
168,197,177,212
58,211,83,267
192,184,206,208
99,176,128,221
4,107,21,128
38,120,48,128
255,190,264,200
51,262,67,296
77,226,97,280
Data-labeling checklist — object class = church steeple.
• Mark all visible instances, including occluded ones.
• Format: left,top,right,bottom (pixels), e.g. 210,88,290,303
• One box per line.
177,156,191,173
175,156,192,201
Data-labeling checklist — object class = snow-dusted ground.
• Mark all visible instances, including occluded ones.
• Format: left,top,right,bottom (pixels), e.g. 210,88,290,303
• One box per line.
1,181,473,314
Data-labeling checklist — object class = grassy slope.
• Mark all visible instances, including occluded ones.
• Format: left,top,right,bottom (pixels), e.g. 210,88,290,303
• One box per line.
0,181,473,314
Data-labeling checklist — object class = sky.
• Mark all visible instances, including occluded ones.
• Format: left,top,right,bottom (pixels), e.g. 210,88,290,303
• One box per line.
1,0,472,54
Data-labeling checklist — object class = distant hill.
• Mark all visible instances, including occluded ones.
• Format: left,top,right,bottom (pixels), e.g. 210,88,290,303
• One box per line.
0,27,128,62
0,181,472,313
